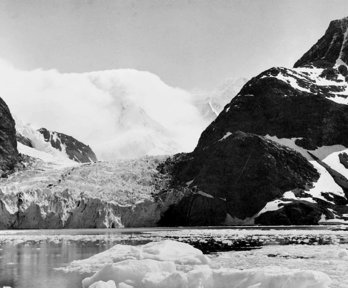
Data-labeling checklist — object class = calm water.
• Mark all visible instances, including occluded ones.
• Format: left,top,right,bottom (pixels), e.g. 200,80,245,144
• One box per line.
0,228,158,288
0,226,347,288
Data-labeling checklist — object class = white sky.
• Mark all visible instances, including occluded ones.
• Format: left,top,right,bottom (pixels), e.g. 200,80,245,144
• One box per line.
1,0,348,89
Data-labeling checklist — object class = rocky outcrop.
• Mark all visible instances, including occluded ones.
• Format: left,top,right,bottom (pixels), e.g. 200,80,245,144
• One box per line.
339,152,348,168
160,17,348,226
255,201,329,225
16,132,33,147
294,17,348,68
159,132,319,226
196,17,348,152
38,127,97,163
0,97,19,176
195,67,348,151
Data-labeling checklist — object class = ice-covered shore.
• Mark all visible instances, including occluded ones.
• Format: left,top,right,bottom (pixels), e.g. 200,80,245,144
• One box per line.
63,240,333,288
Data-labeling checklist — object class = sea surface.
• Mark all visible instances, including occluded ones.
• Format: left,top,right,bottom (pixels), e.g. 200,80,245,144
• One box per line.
0,226,347,288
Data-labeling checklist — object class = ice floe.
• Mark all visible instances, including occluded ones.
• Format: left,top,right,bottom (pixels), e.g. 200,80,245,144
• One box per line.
65,240,333,288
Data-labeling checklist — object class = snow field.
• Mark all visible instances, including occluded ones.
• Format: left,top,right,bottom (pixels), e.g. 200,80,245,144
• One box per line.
15,118,77,168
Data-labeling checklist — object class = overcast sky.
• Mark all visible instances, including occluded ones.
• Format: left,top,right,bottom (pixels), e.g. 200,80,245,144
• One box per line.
1,0,348,89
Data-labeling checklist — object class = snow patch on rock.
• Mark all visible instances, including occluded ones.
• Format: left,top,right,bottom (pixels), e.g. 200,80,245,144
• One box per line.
15,118,76,168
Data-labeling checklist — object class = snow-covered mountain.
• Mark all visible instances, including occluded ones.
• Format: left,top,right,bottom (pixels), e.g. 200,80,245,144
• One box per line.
3,16,348,229
159,16,348,226
38,127,97,163
15,118,92,167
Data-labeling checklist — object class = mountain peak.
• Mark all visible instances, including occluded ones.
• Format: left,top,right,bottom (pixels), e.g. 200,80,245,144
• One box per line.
294,16,348,68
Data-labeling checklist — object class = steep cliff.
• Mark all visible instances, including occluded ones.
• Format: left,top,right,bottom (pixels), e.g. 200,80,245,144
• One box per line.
0,97,19,176
160,17,348,226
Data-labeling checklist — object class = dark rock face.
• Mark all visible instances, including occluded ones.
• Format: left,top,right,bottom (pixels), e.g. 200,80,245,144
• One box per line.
159,17,348,226
38,128,97,163
339,152,348,169
294,17,348,68
0,97,18,174
196,67,348,152
16,132,33,148
255,201,327,225
159,132,319,226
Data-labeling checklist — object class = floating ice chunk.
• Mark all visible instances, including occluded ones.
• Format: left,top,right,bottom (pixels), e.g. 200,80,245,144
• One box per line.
118,283,134,288
82,259,176,288
142,271,188,288
141,240,209,265
88,280,116,288
84,262,331,288
187,265,214,288
80,241,332,288
338,249,348,259
210,266,331,288
68,244,142,273
67,240,208,273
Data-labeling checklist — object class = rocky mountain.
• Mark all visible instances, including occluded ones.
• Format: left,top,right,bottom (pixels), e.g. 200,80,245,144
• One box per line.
159,16,348,226
1,17,348,229
38,128,97,163
294,16,348,68
159,132,320,226
0,97,19,176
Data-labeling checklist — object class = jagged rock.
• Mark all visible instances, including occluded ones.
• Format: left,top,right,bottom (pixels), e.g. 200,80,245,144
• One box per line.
196,17,348,152
38,127,97,163
160,17,348,226
339,152,348,168
255,201,329,225
159,193,227,226
16,132,33,147
0,199,14,229
159,132,319,226
195,66,348,151
0,97,18,175
294,17,348,68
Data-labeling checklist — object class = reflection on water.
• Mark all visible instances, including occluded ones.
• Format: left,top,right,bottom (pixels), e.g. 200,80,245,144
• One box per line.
0,226,347,288
0,229,155,288
0,241,110,288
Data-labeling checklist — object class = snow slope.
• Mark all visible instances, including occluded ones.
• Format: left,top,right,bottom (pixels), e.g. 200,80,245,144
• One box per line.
15,118,77,168
259,135,348,223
